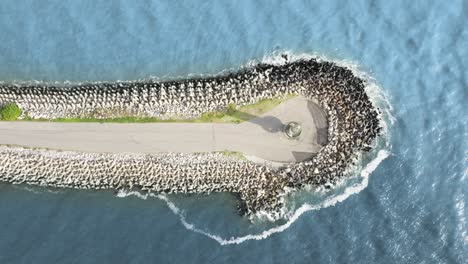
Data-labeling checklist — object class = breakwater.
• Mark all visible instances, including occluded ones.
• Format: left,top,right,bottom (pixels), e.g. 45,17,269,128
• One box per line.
0,59,381,216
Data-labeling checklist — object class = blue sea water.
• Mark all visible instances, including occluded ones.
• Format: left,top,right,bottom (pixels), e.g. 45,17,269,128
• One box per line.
0,0,467,263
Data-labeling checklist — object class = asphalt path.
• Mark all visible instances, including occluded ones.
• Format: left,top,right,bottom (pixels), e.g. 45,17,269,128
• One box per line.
0,97,328,162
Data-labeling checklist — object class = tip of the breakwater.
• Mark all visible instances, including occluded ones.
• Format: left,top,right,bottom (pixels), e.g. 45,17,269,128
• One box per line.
0,58,381,216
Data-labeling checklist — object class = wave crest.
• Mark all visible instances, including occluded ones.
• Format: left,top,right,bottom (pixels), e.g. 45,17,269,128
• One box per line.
112,51,394,245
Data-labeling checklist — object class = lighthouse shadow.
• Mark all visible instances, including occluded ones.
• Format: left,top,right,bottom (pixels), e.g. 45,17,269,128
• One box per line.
249,116,284,133
243,113,285,133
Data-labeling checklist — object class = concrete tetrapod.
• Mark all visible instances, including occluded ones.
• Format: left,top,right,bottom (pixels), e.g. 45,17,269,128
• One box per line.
0,58,381,217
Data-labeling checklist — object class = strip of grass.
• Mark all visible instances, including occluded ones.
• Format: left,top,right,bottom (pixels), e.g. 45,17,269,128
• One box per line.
194,94,297,123
219,151,246,160
22,115,190,123
16,94,296,123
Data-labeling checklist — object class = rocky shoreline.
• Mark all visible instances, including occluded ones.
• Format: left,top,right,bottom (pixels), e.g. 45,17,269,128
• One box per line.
0,58,381,216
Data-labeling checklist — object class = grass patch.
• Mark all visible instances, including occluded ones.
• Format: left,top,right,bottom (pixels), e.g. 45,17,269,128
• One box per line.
220,151,246,160
191,94,297,123
239,94,296,116
13,94,297,123
47,117,163,123
22,115,190,123
0,103,22,121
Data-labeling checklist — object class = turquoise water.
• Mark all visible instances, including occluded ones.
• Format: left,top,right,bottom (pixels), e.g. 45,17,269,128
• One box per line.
0,0,467,263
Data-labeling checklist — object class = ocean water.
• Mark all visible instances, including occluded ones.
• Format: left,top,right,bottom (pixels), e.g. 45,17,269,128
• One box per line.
0,0,467,263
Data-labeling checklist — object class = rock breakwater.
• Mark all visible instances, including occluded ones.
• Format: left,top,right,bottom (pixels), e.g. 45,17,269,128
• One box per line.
0,59,381,216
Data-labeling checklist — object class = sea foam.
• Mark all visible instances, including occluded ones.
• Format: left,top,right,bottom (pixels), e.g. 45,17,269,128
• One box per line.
151,149,391,245
114,51,394,245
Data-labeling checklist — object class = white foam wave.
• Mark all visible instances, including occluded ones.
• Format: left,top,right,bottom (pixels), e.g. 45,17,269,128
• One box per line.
11,185,64,195
111,51,394,244
257,50,397,127
455,193,467,245
152,150,391,245
257,50,315,66
12,185,43,194
116,189,150,200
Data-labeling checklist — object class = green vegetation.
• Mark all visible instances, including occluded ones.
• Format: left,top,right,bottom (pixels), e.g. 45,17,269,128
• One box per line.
193,94,297,123
10,94,296,123
220,151,246,160
23,115,166,123
0,103,22,121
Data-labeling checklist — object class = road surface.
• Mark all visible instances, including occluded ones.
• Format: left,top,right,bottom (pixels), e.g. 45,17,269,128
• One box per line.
0,97,328,163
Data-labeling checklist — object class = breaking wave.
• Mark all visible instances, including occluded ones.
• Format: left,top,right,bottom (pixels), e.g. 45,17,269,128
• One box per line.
115,51,394,245
162,149,390,245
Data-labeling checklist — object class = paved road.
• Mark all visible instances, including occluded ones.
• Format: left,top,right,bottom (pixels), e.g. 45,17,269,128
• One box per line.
0,97,328,162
